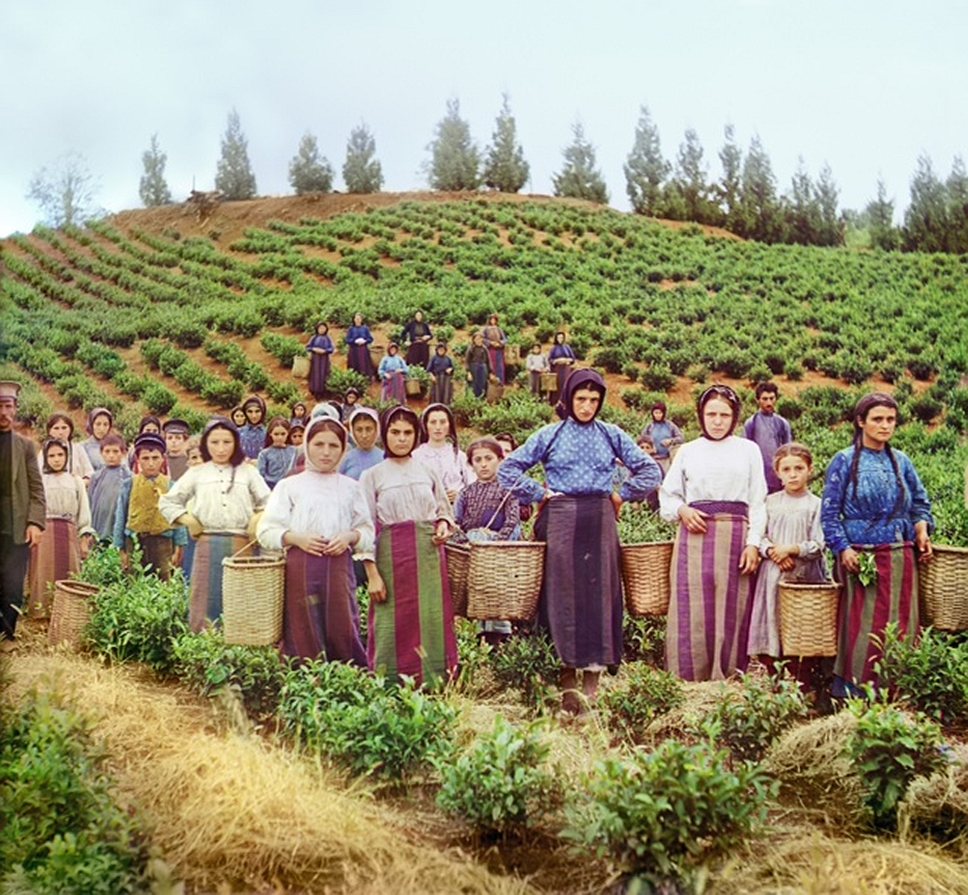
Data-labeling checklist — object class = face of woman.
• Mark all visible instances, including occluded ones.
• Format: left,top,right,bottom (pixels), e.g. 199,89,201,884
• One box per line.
293,404,306,418
307,429,344,473
425,410,451,444
141,422,161,435
572,387,601,424
414,311,423,322
92,415,111,438
702,398,735,440
555,333,565,344
386,420,416,457
651,407,665,422
48,419,72,441
859,405,897,449
352,418,378,451
206,428,236,464
244,405,263,425
471,448,500,482
354,313,363,326
387,345,398,356
232,410,246,427
46,445,68,472
316,324,328,336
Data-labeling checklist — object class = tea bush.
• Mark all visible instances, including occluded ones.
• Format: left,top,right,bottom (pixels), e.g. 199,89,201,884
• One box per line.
437,716,561,837
489,631,560,714
621,615,667,667
600,663,684,742
564,740,773,882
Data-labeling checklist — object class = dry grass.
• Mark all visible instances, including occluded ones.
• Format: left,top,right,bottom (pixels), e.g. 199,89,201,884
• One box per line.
7,652,537,894
899,743,968,859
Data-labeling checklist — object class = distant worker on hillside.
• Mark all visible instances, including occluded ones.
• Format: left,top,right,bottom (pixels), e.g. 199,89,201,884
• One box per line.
346,312,376,382
744,381,792,494
306,322,335,402
480,314,508,385
401,310,433,367
639,402,684,475
548,331,576,400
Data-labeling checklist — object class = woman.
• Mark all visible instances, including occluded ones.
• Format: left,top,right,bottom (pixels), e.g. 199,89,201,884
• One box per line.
481,314,508,385
345,312,376,381
378,343,408,404
659,385,767,682
821,392,933,692
402,310,433,367
81,407,115,472
499,370,661,714
412,403,473,504
548,331,577,399
306,322,335,401
640,402,684,475
360,406,458,686
426,343,454,406
465,333,491,399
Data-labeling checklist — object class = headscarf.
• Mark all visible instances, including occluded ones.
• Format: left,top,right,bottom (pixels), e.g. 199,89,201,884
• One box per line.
310,402,341,422
419,402,459,455
242,395,267,421
555,368,606,422
303,415,348,473
85,407,114,436
41,438,71,474
138,414,163,434
380,405,420,458
349,406,380,428
696,385,741,441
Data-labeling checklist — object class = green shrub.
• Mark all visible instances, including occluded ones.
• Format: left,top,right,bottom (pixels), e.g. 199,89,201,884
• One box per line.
172,630,286,719
640,363,676,391
621,615,667,667
437,716,561,837
489,631,560,714
600,663,684,742
141,382,177,415
847,696,946,829
328,366,370,395
564,740,773,882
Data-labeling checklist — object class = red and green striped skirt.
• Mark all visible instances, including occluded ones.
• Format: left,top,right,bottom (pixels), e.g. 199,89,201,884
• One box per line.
368,520,458,686
189,532,249,632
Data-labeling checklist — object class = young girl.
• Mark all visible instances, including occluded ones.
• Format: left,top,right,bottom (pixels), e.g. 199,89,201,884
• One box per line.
289,422,305,448
231,406,247,429
341,388,361,426
548,331,577,399
28,439,95,617
481,314,508,385
454,438,520,542
290,402,308,429
257,416,371,665
257,418,297,488
426,343,455,406
306,322,335,402
525,343,550,396
378,343,408,404
412,403,474,504
748,443,827,666
81,407,115,472
359,406,458,686
239,396,268,460
159,418,271,631
42,412,94,483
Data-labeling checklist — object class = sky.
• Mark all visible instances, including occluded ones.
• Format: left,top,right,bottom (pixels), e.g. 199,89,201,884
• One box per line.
1,0,966,236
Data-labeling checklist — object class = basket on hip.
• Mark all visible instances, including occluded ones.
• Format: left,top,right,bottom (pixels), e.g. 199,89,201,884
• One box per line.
405,378,423,396
48,580,100,648
291,355,310,379
444,542,471,617
919,544,968,632
465,541,545,621
539,372,558,392
222,543,285,646
778,580,840,657
621,541,674,616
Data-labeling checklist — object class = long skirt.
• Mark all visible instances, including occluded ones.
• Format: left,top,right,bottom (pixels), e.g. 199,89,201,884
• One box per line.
666,501,753,681
347,344,376,381
368,520,458,685
554,363,572,394
309,353,331,399
28,517,81,618
487,347,506,384
469,363,488,398
535,495,623,669
283,548,366,665
382,371,407,404
429,372,453,406
834,542,919,688
189,532,249,632
405,342,430,367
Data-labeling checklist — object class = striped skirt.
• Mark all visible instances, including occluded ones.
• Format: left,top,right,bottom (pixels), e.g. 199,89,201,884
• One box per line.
666,501,753,681
536,494,623,669
382,371,407,404
189,532,249,632
283,548,366,665
28,517,81,618
368,520,458,686
347,344,375,380
834,542,919,687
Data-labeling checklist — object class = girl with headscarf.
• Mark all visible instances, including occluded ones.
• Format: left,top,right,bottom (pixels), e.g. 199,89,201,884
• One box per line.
498,370,661,714
41,412,95,483
306,322,335,401
159,417,270,631
257,415,372,664
659,385,767,682
412,403,474,504
548,331,577,399
640,401,684,475
239,395,268,460
359,405,458,686
378,343,408,404
480,314,508,385
821,392,934,693
81,407,115,472
426,343,455,406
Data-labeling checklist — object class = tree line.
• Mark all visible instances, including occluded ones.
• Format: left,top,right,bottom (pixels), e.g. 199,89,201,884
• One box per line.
26,98,968,256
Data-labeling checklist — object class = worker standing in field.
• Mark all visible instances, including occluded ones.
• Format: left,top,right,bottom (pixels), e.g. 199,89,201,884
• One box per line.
744,381,793,494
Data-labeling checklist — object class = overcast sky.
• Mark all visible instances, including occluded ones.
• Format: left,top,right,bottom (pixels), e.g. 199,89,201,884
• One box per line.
1,0,965,236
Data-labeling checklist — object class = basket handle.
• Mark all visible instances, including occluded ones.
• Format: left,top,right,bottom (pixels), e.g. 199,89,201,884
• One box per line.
229,540,259,561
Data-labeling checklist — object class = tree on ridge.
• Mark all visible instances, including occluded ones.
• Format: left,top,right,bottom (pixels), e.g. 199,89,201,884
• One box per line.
215,108,257,200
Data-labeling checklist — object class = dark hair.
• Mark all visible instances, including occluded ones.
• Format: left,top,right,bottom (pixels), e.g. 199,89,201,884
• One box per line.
315,321,329,334
493,432,518,451
45,411,75,438
200,418,245,468
100,433,126,451
42,438,70,473
420,403,459,457
755,381,780,399
264,417,291,448
846,392,905,518
138,414,162,434
651,401,667,417
697,385,741,439
466,437,504,464
554,331,567,343
380,405,420,458
556,369,606,422
305,417,347,451
291,401,308,418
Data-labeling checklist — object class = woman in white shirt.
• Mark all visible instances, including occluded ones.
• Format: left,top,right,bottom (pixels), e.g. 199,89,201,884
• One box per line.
659,385,767,681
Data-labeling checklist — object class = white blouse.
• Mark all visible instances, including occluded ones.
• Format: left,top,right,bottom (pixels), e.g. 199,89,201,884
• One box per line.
412,442,475,496
42,472,95,536
158,461,270,535
257,470,374,555
359,458,455,530
659,436,767,547
38,442,94,481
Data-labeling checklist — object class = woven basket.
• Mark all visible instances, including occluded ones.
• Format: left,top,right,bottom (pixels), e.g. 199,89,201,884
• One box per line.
369,345,385,368
291,354,310,379
405,378,423,396
621,541,673,616
539,372,558,392
486,382,504,404
48,580,100,648
466,541,545,621
444,542,471,617
222,550,285,646
919,544,968,631
778,580,840,657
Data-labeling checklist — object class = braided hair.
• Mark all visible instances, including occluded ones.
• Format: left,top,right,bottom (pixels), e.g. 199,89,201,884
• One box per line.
846,392,906,520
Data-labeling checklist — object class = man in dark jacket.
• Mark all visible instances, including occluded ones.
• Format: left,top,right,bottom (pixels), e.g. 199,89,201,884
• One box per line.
0,381,46,649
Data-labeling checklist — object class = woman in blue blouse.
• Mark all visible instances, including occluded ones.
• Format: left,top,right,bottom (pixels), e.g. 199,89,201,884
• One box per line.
346,312,376,381
499,369,661,715
821,392,934,691
640,401,684,474
306,322,335,401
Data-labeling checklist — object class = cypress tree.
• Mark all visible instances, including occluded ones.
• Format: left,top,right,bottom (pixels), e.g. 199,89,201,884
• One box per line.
214,108,257,200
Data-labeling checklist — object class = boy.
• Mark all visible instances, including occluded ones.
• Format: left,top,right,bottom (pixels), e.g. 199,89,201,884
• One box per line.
113,432,186,579
163,418,191,481
339,407,383,480
88,433,131,544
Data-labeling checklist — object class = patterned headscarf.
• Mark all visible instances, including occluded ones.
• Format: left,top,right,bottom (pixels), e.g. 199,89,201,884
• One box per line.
697,385,741,440
555,368,606,422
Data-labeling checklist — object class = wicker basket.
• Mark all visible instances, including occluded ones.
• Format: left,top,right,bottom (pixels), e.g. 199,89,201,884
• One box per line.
466,541,545,621
919,544,968,631
778,580,840,657
48,580,100,648
486,382,504,404
222,549,285,646
620,541,674,616
405,378,423,396
369,345,385,369
291,354,310,379
539,372,558,392
444,542,471,617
